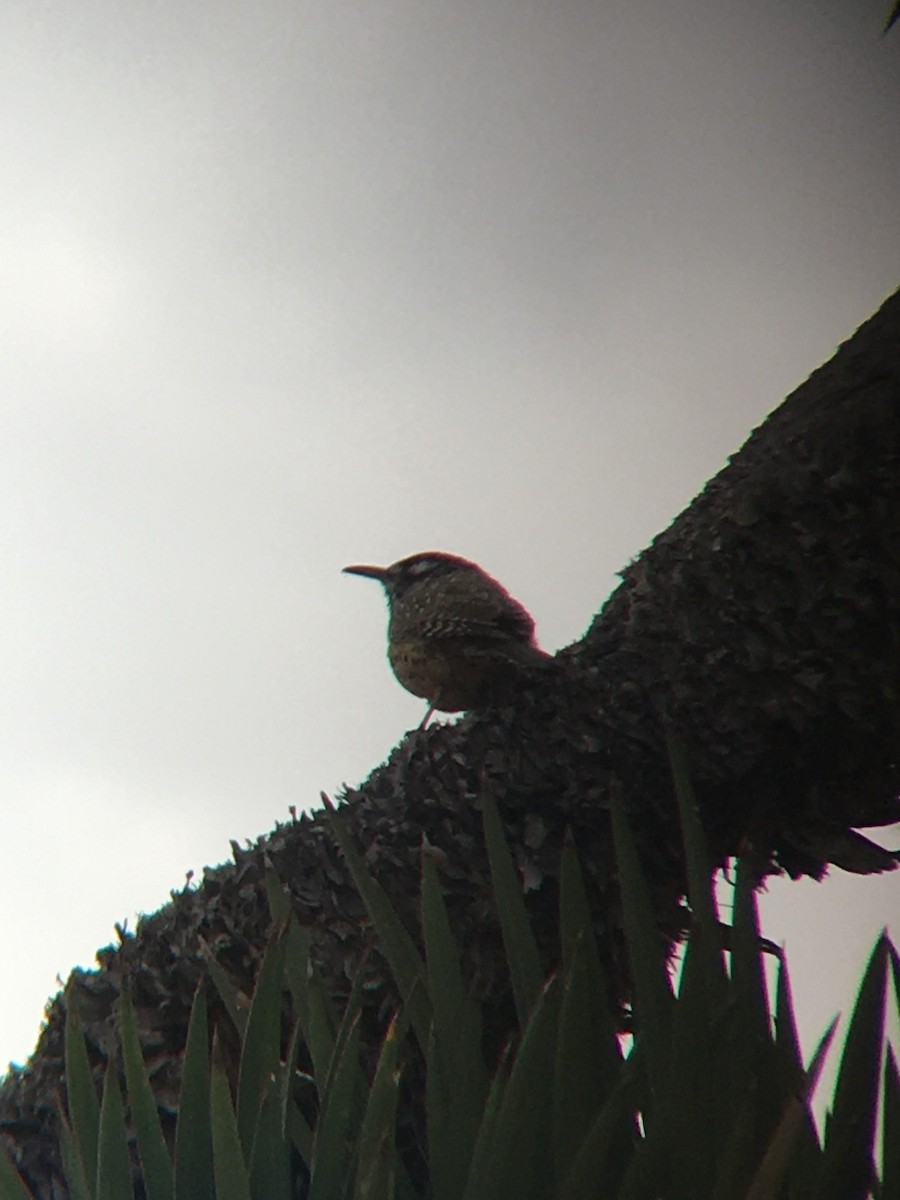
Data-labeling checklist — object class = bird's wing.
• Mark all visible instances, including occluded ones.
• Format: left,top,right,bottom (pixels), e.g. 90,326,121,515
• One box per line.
422,573,536,644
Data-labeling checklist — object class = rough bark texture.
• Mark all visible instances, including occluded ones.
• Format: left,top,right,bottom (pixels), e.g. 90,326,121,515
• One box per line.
2,289,899,1197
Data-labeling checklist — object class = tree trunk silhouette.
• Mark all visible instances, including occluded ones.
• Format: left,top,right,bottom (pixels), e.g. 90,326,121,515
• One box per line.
2,289,898,1198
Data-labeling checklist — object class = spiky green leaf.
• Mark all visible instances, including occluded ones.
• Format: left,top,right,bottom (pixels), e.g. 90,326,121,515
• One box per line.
481,791,542,1029
819,934,888,1200
174,982,214,1200
210,1037,252,1200
118,988,174,1200
323,793,431,1052
554,932,630,1187
462,978,559,1200
247,1076,292,1200
421,853,488,1200
609,784,674,1103
356,1016,403,1200
308,1011,362,1200
0,1145,33,1200
236,921,289,1156
64,1001,101,1197
744,1015,838,1200
56,1107,92,1200
882,1044,900,1200
96,1064,134,1200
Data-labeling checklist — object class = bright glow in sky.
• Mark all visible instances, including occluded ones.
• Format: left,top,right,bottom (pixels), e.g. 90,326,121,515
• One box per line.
1,0,898,1083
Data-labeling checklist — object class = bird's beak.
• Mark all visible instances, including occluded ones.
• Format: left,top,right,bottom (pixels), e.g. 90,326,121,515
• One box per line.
343,563,388,582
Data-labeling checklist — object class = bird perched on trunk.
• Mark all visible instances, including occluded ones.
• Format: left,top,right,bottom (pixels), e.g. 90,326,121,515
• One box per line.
343,551,551,725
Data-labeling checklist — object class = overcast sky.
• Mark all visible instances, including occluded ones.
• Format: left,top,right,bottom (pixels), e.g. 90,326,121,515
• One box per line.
2,0,898,1083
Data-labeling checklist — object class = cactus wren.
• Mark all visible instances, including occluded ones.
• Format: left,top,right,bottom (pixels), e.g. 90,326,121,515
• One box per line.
343,551,550,724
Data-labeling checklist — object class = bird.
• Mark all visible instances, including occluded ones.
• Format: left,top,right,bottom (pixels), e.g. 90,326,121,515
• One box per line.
343,551,551,725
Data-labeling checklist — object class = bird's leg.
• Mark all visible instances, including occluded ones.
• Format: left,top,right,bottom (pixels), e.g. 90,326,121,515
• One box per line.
418,704,435,730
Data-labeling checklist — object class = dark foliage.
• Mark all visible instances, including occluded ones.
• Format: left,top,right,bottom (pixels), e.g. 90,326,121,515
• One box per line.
1,289,898,1199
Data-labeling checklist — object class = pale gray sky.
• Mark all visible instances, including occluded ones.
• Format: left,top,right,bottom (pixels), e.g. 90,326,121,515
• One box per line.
1,0,898,1080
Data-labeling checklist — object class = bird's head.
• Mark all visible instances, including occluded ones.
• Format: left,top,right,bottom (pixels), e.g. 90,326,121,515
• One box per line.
343,551,481,604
